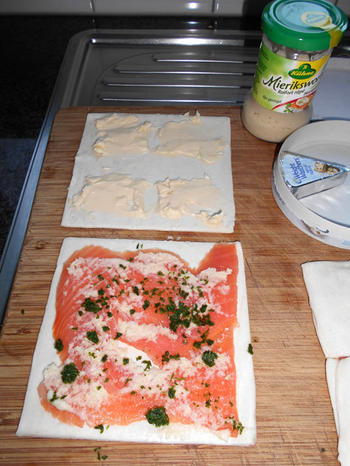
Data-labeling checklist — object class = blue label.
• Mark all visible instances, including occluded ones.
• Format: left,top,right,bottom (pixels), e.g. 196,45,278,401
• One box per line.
280,153,340,187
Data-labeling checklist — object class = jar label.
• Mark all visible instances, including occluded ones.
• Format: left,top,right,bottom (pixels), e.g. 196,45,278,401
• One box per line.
252,43,330,113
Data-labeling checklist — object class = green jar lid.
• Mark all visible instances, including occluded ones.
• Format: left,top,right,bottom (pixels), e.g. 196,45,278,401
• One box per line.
262,0,348,51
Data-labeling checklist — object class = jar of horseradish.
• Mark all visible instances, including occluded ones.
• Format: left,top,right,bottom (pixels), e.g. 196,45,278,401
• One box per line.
241,0,348,143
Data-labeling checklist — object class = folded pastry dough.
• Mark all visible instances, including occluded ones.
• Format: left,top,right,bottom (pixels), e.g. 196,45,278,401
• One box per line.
302,260,350,358
303,260,350,465
326,357,350,466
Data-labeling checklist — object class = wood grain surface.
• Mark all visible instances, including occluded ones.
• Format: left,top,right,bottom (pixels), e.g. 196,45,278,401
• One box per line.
1,106,349,465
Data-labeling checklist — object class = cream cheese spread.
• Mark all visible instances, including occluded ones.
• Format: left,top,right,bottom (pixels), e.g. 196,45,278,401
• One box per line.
156,176,223,226
61,112,234,233
93,114,152,156
95,113,140,130
156,112,226,164
71,173,151,218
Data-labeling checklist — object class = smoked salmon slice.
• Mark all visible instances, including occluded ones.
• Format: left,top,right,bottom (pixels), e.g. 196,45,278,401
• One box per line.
38,242,244,437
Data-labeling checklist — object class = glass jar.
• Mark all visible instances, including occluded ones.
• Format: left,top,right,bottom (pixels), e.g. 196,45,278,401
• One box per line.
241,0,348,143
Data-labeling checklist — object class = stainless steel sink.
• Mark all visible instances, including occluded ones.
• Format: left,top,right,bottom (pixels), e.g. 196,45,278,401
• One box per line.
59,29,261,107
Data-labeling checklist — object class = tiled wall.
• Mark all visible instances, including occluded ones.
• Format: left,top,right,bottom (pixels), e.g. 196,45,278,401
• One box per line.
0,0,348,16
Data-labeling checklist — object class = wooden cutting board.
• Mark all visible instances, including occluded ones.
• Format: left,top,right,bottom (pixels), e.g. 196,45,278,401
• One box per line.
0,106,348,465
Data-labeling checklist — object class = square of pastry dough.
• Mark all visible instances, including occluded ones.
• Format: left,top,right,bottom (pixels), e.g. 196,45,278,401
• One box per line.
61,113,235,233
17,238,255,445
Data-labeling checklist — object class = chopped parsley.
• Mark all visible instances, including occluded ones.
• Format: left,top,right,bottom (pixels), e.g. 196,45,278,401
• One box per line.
94,424,104,434
193,329,214,349
165,297,214,333
141,360,152,371
142,300,150,310
179,289,189,299
132,286,139,295
129,309,136,315
54,338,64,352
81,297,100,314
145,406,169,427
248,343,254,355
61,363,79,384
123,358,129,365
102,326,110,332
101,354,108,363
232,419,244,434
96,290,110,308
87,330,99,344
202,350,218,367
114,332,122,340
94,447,108,461
161,351,180,363
49,391,59,403
168,387,176,399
